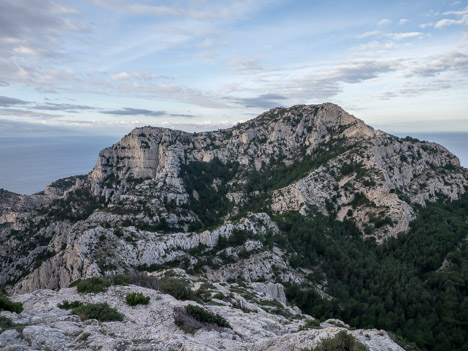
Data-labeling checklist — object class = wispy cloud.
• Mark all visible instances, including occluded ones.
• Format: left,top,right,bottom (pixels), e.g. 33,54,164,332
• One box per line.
389,32,423,40
0,96,30,107
101,108,166,117
377,80,454,100
406,51,468,76
435,5,468,28
100,107,195,118
378,19,392,26
230,93,287,109
228,57,264,72
0,108,61,119
110,71,164,81
33,103,96,112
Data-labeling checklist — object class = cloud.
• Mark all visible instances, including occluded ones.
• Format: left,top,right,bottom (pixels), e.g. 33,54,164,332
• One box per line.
0,96,30,107
351,40,397,51
406,51,468,76
230,93,287,109
196,51,219,59
399,18,409,25
326,59,397,83
378,19,392,26
197,38,228,48
110,71,162,81
277,59,399,100
101,108,166,117
169,113,195,118
100,108,195,118
33,103,96,112
91,0,260,21
389,32,424,40
356,31,381,39
377,80,454,100
228,57,264,71
443,6,468,16
0,108,61,119
0,1,83,57
357,31,423,41
419,23,433,28
435,15,468,28
435,6,468,28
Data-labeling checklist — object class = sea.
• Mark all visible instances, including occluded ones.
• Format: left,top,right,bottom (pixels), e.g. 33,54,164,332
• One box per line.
0,133,467,195
0,136,120,195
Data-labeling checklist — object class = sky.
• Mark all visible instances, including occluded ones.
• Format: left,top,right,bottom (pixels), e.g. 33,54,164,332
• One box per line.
0,0,467,137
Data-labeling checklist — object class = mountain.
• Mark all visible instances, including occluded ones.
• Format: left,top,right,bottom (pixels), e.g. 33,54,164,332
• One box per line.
1,103,467,350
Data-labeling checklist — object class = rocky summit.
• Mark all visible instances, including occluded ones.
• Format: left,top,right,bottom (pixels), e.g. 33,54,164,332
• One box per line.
1,103,467,350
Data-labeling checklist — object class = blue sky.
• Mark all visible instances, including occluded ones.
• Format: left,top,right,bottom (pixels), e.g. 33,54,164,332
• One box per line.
0,0,467,137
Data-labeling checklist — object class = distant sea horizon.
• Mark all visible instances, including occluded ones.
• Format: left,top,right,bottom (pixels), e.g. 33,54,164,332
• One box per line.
0,132,467,195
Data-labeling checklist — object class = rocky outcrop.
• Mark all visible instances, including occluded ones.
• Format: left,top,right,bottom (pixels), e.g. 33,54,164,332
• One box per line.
0,280,404,351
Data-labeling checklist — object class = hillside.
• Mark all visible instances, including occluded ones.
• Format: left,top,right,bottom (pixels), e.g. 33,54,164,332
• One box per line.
1,103,467,350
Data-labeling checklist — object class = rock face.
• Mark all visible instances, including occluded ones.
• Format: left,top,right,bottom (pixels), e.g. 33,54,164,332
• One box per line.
0,102,467,350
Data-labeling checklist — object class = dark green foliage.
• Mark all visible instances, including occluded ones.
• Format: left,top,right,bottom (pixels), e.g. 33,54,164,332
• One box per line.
71,302,124,322
303,331,368,351
0,315,16,331
71,277,111,293
126,292,150,306
216,229,250,249
185,304,231,328
111,274,132,286
248,141,350,194
340,161,364,178
282,194,468,351
159,278,198,301
0,295,23,313
71,274,131,293
45,186,104,222
58,300,83,310
401,136,421,143
180,158,239,229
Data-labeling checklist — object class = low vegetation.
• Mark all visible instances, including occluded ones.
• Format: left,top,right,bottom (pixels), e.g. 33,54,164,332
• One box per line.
70,274,131,293
59,300,124,322
174,304,231,333
126,292,150,306
0,315,23,332
302,331,368,351
0,294,23,313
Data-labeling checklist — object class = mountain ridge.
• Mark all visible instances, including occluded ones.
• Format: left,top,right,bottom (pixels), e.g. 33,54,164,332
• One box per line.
1,102,467,294
1,102,467,350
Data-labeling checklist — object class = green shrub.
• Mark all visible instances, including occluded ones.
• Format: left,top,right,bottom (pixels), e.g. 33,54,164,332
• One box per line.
174,305,231,333
303,331,368,351
160,278,197,301
0,295,23,314
58,300,83,310
72,277,111,293
71,302,124,322
71,274,131,293
0,315,16,331
110,274,131,286
185,304,231,329
126,292,150,306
